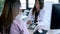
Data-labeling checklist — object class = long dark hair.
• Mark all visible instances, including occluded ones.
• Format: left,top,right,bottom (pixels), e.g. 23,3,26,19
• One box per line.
8,0,21,33
32,0,44,15
8,0,21,23
1,0,21,34
32,0,44,23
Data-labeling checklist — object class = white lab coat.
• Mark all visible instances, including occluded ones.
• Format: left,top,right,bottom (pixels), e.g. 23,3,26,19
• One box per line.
27,8,50,32
34,7,51,32
27,8,45,24
27,9,35,23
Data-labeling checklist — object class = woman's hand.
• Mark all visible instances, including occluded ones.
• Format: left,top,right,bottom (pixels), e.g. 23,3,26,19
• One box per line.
27,20,32,25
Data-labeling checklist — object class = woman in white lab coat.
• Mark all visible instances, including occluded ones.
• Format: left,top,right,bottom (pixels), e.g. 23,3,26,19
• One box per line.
27,0,45,25
27,0,48,34
10,0,29,34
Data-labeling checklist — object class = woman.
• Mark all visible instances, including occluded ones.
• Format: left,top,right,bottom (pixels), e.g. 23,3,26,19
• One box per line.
26,0,45,30
27,0,48,34
28,0,48,34
27,0,45,26
9,0,29,34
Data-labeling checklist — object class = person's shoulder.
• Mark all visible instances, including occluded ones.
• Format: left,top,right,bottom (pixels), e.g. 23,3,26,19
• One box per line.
41,7,45,12
13,18,20,24
40,7,45,13
30,8,33,11
13,16,23,26
29,9,33,13
28,8,33,16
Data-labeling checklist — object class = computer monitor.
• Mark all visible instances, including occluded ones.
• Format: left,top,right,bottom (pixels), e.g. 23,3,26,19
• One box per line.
50,4,60,29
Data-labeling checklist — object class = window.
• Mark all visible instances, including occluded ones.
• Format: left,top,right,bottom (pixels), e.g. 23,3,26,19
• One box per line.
20,0,26,9
0,0,5,16
20,0,59,9
20,0,35,9
28,0,35,8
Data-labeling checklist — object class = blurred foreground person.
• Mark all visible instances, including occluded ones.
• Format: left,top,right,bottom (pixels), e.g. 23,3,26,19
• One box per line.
10,0,29,34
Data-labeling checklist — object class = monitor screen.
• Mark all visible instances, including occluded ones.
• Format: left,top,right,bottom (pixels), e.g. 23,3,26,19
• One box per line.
50,4,60,29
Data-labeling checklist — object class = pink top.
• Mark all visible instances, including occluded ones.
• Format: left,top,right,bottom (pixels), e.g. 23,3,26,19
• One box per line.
10,15,29,34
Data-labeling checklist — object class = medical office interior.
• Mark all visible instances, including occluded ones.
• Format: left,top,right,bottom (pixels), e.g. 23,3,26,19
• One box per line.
0,0,60,34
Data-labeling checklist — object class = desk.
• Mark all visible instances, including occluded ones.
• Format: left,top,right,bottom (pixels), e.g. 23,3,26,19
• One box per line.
46,30,60,34
28,29,60,34
28,29,34,34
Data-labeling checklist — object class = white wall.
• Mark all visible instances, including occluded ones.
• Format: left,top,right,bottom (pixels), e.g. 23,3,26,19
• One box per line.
20,0,26,9
45,0,58,3
44,1,55,29
44,1,59,29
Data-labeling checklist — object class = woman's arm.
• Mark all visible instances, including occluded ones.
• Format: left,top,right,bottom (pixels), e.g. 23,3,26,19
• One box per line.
26,9,33,25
